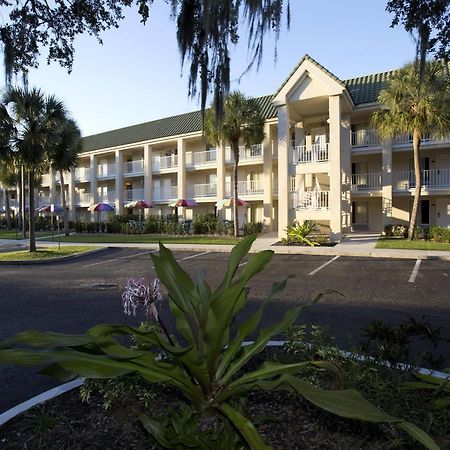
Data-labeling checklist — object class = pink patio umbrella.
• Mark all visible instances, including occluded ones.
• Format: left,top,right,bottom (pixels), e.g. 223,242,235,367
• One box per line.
169,199,199,208
124,199,153,221
87,202,115,222
215,197,249,209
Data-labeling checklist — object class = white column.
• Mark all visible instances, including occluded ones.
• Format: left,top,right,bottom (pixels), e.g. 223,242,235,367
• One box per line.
49,170,57,204
329,95,343,241
263,122,273,231
382,139,393,227
115,149,123,215
340,113,352,233
90,155,97,222
277,105,289,238
216,142,226,221
143,144,153,217
177,138,186,219
68,170,76,221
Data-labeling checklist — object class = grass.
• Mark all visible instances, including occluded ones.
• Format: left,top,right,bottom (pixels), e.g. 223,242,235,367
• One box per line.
39,233,242,245
0,230,53,240
0,246,100,261
376,237,450,251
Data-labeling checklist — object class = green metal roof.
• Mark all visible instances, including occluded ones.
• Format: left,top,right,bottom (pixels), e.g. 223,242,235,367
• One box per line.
81,59,396,153
81,95,277,153
345,70,395,105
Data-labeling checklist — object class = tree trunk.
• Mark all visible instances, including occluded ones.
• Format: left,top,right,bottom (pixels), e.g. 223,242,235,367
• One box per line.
29,171,36,252
60,171,69,236
408,129,421,240
5,190,11,230
232,142,240,237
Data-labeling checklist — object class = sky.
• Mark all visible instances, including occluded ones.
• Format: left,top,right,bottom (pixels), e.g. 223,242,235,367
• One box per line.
16,0,417,137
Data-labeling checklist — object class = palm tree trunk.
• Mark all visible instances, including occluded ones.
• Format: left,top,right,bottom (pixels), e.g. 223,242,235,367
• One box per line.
29,171,36,252
232,142,240,237
60,171,69,236
5,191,11,230
408,129,421,240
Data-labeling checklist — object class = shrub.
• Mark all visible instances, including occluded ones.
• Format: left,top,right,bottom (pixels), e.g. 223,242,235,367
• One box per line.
285,220,319,246
384,224,409,238
242,222,263,236
192,214,218,234
0,237,439,449
430,226,450,243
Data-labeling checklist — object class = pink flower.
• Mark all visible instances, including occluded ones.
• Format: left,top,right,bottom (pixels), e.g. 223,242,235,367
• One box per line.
122,277,161,319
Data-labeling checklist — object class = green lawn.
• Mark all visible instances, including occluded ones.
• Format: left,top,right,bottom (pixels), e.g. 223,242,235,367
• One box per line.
0,230,52,240
0,246,100,261
40,233,242,245
376,237,450,251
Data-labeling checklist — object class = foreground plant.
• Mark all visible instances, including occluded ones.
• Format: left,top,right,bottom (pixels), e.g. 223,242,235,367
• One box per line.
0,236,439,449
285,220,319,246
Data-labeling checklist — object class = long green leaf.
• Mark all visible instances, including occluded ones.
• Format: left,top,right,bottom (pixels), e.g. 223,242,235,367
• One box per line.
220,307,300,385
139,414,172,448
215,235,256,295
218,403,272,450
396,422,440,450
0,330,93,348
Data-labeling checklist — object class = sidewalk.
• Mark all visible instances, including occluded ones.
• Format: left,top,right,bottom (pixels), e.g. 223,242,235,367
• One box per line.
2,234,450,260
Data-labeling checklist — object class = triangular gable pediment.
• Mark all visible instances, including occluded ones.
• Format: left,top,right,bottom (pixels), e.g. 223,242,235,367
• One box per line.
273,55,349,107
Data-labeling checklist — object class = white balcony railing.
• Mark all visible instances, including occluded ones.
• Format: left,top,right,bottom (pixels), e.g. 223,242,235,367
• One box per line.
190,183,217,198
351,129,381,148
225,180,264,196
293,144,329,164
97,164,116,178
152,155,178,172
351,173,382,191
124,160,144,175
41,174,52,186
123,188,145,202
77,192,94,205
98,190,116,203
296,191,330,210
394,169,450,190
225,144,263,163
153,186,178,201
75,167,91,181
187,149,217,167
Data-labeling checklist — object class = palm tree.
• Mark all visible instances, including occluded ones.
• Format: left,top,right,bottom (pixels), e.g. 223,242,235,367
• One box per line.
49,118,81,236
0,164,18,230
1,87,67,251
372,61,450,240
204,91,264,237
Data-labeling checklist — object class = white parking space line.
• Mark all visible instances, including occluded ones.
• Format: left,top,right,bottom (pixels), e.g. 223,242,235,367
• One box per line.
178,251,210,261
238,261,248,267
308,255,340,276
84,250,158,268
409,259,422,283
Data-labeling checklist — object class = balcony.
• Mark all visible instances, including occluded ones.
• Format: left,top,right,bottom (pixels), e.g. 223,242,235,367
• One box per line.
75,167,91,182
226,180,264,197
76,192,94,206
351,173,382,192
124,160,144,176
394,169,450,191
293,144,329,164
186,149,217,168
189,183,217,198
351,130,381,149
351,129,450,150
153,186,178,202
295,191,329,210
152,155,178,172
225,144,263,163
97,164,116,179
98,191,116,204
123,188,145,202
37,195,51,205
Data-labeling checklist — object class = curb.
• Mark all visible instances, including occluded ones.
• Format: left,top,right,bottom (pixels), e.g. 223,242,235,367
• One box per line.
0,247,109,265
1,340,449,427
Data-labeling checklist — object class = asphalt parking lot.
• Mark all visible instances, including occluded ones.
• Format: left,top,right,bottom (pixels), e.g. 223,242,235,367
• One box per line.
0,248,449,413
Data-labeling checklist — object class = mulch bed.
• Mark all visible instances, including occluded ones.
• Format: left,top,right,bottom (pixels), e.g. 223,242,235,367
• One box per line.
1,384,393,450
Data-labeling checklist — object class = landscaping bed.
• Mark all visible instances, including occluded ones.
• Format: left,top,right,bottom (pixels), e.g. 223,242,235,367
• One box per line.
0,246,99,261
1,344,448,450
